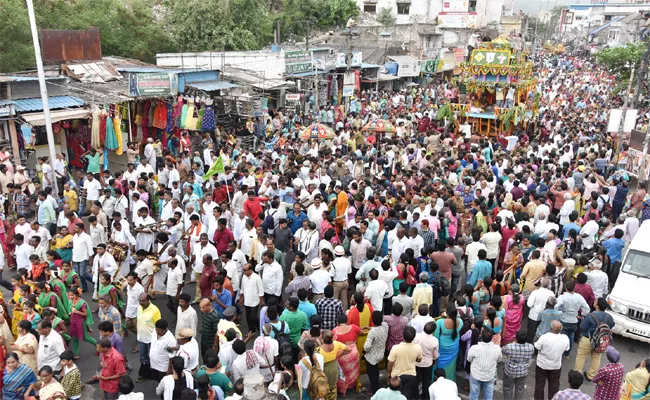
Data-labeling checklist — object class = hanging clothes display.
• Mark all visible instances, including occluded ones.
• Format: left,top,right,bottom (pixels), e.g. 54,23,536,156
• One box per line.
196,104,205,131
91,106,100,149
184,99,197,129
180,99,189,129
174,96,184,129
105,115,118,151
99,110,108,144
113,113,124,155
166,103,173,133
135,102,144,141
202,99,216,132
142,101,151,140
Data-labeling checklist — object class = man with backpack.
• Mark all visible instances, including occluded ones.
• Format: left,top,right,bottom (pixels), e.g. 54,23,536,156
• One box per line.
574,297,614,381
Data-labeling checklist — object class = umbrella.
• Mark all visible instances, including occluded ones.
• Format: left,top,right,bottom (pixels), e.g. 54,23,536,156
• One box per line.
362,119,396,133
299,123,336,140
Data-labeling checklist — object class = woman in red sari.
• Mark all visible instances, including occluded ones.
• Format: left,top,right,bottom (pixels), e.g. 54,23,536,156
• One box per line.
333,313,367,395
347,293,373,392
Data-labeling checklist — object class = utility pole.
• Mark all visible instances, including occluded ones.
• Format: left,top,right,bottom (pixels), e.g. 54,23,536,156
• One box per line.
25,0,58,195
633,39,650,110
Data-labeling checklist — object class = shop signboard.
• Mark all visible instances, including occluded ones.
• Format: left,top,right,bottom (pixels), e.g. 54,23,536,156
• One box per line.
420,60,437,73
442,0,468,12
336,52,363,68
0,104,14,117
454,48,466,64
441,52,456,71
129,73,178,97
285,50,313,75
438,12,477,28
343,72,355,97
469,49,511,65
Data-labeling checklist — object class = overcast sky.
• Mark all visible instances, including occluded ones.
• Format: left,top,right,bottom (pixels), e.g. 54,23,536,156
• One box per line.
513,0,580,15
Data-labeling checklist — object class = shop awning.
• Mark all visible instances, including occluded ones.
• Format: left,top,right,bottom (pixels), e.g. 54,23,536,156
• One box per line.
14,96,86,112
21,108,91,126
186,81,239,91
378,73,398,81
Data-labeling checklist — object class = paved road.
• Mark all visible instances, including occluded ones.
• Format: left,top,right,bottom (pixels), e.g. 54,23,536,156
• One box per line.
10,278,648,400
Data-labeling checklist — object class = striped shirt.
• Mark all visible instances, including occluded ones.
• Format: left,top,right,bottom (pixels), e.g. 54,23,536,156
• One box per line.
467,342,503,382
502,342,534,378
384,314,408,353
201,309,220,348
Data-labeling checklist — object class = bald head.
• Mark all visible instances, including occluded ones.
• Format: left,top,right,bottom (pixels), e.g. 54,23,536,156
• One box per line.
199,299,213,313
550,320,563,334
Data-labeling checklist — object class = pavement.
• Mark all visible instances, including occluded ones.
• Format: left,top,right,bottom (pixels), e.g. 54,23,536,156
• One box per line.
8,276,649,400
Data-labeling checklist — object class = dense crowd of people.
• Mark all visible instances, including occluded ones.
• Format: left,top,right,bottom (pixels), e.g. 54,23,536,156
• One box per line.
0,48,646,400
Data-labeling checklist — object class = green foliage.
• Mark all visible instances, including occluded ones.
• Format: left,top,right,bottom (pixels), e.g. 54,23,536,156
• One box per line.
435,103,452,121
277,0,358,41
0,0,34,72
596,42,645,80
169,0,273,51
377,7,395,26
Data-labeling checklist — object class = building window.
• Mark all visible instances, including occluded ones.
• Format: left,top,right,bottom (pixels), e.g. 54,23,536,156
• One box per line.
397,3,410,15
469,0,477,11
364,3,376,13
604,15,613,21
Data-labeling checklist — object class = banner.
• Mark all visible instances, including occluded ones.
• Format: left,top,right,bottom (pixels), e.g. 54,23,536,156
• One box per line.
343,72,355,97
438,12,478,28
469,49,511,65
624,109,638,133
129,73,178,97
607,109,623,132
336,52,363,68
443,0,469,12
285,50,313,75
421,60,438,73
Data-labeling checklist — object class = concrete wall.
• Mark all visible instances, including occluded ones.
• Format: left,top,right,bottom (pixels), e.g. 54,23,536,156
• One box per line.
156,51,286,80
356,0,442,24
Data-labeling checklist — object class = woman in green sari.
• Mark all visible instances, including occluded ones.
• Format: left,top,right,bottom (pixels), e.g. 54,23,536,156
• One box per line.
67,286,96,359
97,273,123,311
59,262,80,290
47,269,70,316
34,282,68,322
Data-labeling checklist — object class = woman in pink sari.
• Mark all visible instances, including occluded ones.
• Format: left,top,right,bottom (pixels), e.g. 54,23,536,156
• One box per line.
501,283,524,345
321,214,341,245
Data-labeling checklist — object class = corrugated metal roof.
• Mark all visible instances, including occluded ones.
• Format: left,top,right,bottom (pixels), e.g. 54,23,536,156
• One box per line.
63,61,122,83
0,100,16,106
186,81,239,91
14,96,86,112
590,16,626,35
0,76,65,83
387,55,418,64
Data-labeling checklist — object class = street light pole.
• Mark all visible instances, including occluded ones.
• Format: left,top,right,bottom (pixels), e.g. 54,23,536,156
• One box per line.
25,0,58,194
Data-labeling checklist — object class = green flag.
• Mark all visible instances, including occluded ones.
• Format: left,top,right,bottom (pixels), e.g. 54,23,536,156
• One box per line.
203,155,225,182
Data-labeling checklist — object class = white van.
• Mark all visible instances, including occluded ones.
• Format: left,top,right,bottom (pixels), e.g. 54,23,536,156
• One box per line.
607,219,650,343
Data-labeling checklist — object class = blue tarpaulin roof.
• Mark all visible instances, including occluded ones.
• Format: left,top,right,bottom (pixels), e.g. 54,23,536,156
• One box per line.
14,96,86,112
186,81,238,91
589,16,625,36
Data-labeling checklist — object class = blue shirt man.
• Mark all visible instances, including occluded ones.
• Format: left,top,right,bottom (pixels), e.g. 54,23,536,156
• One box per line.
468,257,492,287
279,186,296,205
287,208,308,235
562,222,582,240
602,229,626,264
211,287,233,317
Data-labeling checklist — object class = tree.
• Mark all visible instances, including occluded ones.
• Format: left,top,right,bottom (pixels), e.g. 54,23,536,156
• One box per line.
168,0,273,51
596,42,645,80
0,0,34,72
276,0,358,42
377,7,395,26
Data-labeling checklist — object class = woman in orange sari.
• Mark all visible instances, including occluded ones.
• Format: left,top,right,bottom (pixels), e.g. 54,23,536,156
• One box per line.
347,293,373,392
335,187,348,235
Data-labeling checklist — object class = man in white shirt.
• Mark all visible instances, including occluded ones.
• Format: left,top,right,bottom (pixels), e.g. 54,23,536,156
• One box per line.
166,258,184,315
12,233,34,272
255,251,283,304
390,228,408,258
91,244,118,298
83,174,102,214
585,259,609,299
526,278,554,344
467,329,503,400
175,293,198,339
465,232,486,275
149,319,176,380
309,258,331,302
580,213,600,249
534,321,570,400
365,269,388,312
175,328,200,371
429,368,460,400
37,320,66,372
413,321,440,399
143,138,156,172
330,247,351,310
239,263,264,334
71,223,94,292
191,234,218,302
306,195,328,229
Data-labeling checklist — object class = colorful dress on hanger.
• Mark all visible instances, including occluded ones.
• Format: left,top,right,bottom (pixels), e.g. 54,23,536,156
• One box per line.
91,106,100,149
113,115,124,155
196,105,205,131
184,100,197,130
174,97,184,129
142,101,151,140
105,116,118,151
202,103,216,132
166,104,173,132
180,101,189,129
99,111,108,144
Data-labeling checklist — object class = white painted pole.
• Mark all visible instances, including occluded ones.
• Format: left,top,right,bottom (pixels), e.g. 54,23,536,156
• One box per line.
25,0,58,194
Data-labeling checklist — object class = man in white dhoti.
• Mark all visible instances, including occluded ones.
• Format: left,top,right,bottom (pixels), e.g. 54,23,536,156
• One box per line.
143,138,156,172
91,243,118,299
109,220,135,280
134,207,156,252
